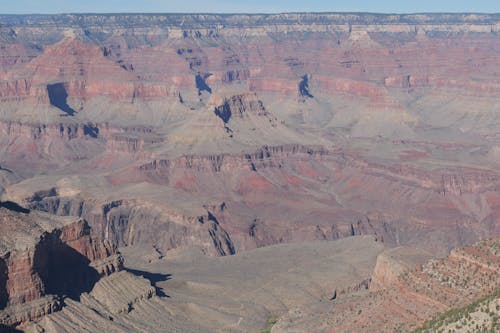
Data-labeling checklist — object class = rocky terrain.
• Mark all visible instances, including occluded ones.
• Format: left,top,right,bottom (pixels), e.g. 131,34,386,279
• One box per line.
0,201,122,328
272,238,500,332
0,13,498,258
19,235,384,333
0,12,499,332
413,289,499,333
6,224,497,333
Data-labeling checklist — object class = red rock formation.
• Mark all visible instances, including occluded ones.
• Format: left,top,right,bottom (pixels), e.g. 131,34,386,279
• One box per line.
273,238,500,333
0,204,122,327
0,12,498,260
6,141,495,257
0,14,497,105
0,12,497,332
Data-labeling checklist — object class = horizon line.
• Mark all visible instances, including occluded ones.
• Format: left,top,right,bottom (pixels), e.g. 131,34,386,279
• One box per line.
1,11,499,16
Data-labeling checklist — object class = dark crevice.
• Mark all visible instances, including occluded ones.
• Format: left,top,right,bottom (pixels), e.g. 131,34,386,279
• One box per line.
0,165,13,173
214,101,231,124
47,83,77,116
299,74,313,98
103,200,123,218
207,211,219,225
208,222,236,256
30,188,57,203
224,237,236,255
245,154,257,171
125,268,171,297
249,223,257,237
195,73,212,95
0,324,23,333
0,201,30,214
83,124,99,138
102,46,111,57
0,257,8,310
176,48,193,55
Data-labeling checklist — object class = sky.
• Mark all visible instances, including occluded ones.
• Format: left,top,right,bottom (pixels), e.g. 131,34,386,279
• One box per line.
0,0,498,14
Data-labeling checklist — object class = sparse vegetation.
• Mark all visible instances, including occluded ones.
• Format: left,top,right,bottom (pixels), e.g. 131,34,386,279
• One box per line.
412,289,500,333
260,317,278,333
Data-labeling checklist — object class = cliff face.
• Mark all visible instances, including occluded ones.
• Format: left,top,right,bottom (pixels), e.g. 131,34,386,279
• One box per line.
0,13,498,109
0,204,122,327
0,140,496,259
0,13,499,258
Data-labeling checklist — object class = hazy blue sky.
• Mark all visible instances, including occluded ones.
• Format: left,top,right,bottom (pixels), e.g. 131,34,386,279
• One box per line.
1,0,499,14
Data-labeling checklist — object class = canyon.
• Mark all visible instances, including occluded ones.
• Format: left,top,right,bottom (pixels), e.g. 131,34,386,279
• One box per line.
0,202,122,328
0,12,499,332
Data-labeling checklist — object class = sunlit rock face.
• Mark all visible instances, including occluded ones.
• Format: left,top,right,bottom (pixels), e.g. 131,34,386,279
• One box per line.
0,13,499,258
0,12,498,333
0,204,122,327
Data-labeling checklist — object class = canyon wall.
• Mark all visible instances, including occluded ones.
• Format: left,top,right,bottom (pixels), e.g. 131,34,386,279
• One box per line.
0,204,122,327
0,12,498,257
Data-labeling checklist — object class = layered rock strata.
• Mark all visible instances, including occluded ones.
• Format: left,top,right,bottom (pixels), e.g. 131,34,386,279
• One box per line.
272,238,500,332
0,203,122,327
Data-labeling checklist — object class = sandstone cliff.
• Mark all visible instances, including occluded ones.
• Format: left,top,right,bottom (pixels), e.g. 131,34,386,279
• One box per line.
0,202,122,327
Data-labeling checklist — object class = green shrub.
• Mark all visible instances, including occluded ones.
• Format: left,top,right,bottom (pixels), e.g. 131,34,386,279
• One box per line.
260,317,278,333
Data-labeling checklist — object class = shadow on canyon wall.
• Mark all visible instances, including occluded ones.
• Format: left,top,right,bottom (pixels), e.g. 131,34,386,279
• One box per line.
0,201,30,214
125,268,171,297
33,233,100,300
0,324,23,333
47,83,77,116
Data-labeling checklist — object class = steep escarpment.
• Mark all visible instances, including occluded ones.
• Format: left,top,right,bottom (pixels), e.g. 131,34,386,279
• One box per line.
0,120,159,151
213,94,267,122
0,13,498,149
0,13,498,44
0,204,122,327
137,144,327,177
23,193,237,257
1,139,497,258
0,119,163,178
1,13,498,131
